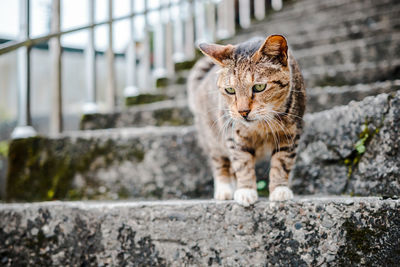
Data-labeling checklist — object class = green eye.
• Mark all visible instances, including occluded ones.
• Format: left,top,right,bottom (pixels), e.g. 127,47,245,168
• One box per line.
225,87,235,94
252,84,267,93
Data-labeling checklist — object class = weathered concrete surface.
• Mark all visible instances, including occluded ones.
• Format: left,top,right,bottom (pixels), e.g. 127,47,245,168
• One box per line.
0,197,399,266
292,91,400,196
5,127,212,201
307,80,400,113
80,99,193,130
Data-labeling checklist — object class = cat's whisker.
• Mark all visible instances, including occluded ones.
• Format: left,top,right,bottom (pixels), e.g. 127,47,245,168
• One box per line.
270,116,293,146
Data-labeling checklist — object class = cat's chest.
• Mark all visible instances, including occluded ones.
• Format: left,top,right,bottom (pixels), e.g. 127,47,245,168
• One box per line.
232,125,273,160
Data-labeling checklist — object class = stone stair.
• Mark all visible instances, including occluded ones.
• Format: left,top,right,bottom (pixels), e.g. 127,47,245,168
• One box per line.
1,197,399,266
1,0,400,265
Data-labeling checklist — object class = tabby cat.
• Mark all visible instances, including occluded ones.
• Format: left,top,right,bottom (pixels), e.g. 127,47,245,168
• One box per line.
188,35,306,206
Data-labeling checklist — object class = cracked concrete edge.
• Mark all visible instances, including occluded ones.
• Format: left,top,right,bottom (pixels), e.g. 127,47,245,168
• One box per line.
1,197,399,266
0,196,385,210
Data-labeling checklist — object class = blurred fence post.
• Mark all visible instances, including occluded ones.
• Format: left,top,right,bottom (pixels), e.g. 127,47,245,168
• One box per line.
254,0,265,20
50,0,62,134
239,0,251,29
84,0,97,113
165,1,175,77
173,0,185,62
184,0,195,60
106,0,116,110
11,0,36,139
154,3,167,79
194,0,206,43
205,0,216,42
217,0,235,39
124,0,139,97
142,1,151,91
272,0,283,11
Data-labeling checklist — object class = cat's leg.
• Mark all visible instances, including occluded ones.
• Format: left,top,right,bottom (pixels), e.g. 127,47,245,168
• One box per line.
210,155,235,200
268,137,298,201
227,139,258,206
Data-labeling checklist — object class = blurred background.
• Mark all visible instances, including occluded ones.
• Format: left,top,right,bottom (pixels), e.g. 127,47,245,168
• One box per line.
1,0,277,140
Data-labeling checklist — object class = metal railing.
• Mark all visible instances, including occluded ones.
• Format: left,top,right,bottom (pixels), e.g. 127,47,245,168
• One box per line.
0,0,283,139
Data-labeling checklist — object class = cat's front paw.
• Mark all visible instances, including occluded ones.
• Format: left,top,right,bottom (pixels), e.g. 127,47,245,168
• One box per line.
234,188,258,207
269,186,294,201
214,182,234,200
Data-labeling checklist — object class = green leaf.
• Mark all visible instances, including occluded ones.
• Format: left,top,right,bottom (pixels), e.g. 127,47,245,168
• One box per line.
257,180,267,190
356,144,366,154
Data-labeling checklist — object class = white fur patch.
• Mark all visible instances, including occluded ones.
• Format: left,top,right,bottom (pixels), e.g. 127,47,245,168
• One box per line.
214,181,234,200
269,186,294,201
234,188,258,207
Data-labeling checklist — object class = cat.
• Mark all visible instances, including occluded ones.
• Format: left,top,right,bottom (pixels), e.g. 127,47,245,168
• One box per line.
187,35,306,206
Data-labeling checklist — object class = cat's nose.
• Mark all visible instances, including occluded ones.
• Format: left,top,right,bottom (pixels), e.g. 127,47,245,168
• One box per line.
239,109,250,118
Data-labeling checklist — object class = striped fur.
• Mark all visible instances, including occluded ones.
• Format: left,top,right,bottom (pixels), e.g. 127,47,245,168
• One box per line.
188,35,306,206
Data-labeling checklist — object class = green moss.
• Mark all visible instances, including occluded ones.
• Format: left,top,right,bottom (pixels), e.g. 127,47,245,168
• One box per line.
130,148,145,162
176,76,186,85
6,136,145,201
341,220,376,263
0,141,9,157
343,119,381,193
125,93,168,106
117,187,130,199
175,59,197,72
156,77,170,88
153,108,191,126
315,75,348,87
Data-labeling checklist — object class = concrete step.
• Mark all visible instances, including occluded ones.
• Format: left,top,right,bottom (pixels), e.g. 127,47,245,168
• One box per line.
4,126,213,201
307,79,400,113
0,197,399,266
80,80,400,130
4,91,400,201
234,0,399,46
80,99,193,130
304,59,400,87
292,90,400,196
250,0,397,37
294,31,400,69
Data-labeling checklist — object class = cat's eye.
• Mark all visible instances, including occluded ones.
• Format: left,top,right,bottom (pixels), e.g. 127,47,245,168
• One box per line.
252,84,267,93
225,87,235,94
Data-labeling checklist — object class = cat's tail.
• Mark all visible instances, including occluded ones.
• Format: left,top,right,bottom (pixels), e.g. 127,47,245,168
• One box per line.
187,57,215,112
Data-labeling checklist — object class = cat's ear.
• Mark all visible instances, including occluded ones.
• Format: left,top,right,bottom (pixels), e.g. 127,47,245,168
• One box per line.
198,43,234,66
252,35,288,66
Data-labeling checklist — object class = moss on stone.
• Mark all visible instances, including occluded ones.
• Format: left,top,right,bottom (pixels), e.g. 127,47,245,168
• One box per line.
175,59,197,72
6,136,146,202
343,119,381,193
156,77,170,88
315,75,348,87
153,108,191,126
0,141,9,157
125,94,168,106
175,76,187,85
117,187,130,199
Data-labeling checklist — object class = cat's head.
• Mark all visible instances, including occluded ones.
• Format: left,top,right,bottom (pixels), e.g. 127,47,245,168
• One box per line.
199,35,290,123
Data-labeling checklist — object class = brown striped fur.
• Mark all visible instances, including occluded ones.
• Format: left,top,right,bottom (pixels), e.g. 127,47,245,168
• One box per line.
188,35,306,206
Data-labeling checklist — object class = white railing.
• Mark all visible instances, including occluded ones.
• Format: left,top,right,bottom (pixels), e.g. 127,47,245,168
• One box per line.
0,0,283,139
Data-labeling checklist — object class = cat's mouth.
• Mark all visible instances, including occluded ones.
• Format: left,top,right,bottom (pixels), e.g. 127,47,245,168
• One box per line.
242,117,256,123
